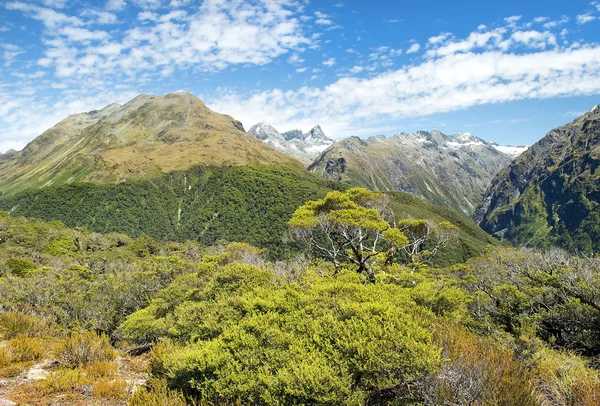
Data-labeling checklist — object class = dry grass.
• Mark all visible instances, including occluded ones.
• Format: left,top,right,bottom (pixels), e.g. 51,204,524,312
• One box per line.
129,379,190,406
534,347,600,406
420,322,538,406
0,361,32,378
0,346,10,367
0,312,49,338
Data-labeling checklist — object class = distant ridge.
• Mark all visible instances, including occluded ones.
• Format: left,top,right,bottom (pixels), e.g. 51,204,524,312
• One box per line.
308,129,519,215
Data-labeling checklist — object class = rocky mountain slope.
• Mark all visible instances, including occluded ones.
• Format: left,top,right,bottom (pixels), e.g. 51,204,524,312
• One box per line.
475,105,600,253
0,93,298,196
308,130,517,215
248,122,334,165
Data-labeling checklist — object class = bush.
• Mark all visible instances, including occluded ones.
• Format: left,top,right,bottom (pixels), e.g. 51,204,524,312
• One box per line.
129,379,190,406
0,311,54,338
93,378,128,399
54,331,115,367
39,368,91,394
84,360,118,379
0,347,10,367
534,347,600,406
6,336,44,362
418,323,538,406
6,257,36,276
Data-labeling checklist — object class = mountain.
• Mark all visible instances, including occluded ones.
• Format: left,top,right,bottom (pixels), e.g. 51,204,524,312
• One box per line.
248,122,334,165
0,92,298,196
475,105,600,253
308,130,517,215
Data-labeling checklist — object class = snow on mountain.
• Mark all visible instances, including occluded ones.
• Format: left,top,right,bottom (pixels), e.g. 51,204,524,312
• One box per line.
492,144,529,158
248,122,334,166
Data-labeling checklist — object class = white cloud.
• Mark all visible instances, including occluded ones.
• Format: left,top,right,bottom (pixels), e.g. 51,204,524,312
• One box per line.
428,32,451,44
323,57,336,67
106,0,126,11
81,10,119,25
132,0,163,9
406,43,420,54
543,15,569,29
5,2,84,28
0,140,26,153
208,42,600,140
577,14,596,25
9,0,312,78
287,53,304,64
295,67,307,73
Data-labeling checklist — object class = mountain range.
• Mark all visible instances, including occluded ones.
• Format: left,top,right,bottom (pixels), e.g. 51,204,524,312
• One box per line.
475,104,600,253
0,92,496,263
248,122,334,165
308,130,524,215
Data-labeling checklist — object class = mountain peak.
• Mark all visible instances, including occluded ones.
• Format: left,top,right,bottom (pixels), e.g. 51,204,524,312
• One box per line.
0,93,298,194
249,122,334,165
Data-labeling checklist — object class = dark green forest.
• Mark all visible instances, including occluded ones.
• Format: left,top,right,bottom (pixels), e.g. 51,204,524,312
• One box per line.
0,165,493,265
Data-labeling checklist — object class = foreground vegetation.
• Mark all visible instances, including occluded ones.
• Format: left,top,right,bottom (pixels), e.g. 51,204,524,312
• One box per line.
0,192,598,404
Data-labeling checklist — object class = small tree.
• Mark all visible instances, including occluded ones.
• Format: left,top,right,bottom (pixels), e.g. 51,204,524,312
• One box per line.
289,188,457,279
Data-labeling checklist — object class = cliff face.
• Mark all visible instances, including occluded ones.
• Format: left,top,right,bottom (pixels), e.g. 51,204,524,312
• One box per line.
475,105,600,252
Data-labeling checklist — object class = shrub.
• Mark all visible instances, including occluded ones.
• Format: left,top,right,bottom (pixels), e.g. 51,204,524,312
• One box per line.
0,347,10,367
418,322,538,406
0,311,55,338
93,378,128,399
54,331,115,367
6,336,44,362
6,257,36,276
129,379,190,406
84,360,118,379
534,347,600,406
39,368,91,394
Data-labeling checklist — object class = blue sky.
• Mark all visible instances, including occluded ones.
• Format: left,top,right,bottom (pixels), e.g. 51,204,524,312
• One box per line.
1,0,600,152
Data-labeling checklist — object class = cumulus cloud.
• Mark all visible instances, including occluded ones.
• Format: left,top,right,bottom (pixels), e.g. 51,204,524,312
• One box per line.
207,18,600,139
322,57,336,67
577,14,596,24
9,0,312,79
406,43,420,54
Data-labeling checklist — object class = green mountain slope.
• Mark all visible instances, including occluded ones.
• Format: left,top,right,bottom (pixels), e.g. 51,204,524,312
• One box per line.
474,104,600,252
0,92,299,197
308,131,513,215
0,164,494,264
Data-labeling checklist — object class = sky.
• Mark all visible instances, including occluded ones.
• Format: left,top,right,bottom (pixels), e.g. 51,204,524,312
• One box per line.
1,0,600,152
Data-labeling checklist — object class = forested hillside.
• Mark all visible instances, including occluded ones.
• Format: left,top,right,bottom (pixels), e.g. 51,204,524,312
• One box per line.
0,165,494,265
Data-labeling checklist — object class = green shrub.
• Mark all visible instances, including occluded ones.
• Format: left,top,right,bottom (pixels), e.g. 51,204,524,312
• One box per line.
6,257,36,276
